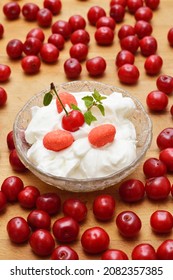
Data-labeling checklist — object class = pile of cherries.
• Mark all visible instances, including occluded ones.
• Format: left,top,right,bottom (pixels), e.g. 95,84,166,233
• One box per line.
1,0,173,260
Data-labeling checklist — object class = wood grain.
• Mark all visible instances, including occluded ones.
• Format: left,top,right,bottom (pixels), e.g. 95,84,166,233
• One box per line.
0,0,173,260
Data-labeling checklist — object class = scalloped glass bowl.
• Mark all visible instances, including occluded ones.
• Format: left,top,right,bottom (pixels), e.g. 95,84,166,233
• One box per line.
13,81,152,192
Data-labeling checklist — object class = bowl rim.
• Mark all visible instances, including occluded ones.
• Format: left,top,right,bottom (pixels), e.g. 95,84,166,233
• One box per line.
13,80,153,184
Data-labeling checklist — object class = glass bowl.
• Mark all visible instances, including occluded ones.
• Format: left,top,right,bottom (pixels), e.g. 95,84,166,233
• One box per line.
13,81,152,192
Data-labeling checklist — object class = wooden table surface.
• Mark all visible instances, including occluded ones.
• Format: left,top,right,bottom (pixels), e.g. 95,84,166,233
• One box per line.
0,0,173,260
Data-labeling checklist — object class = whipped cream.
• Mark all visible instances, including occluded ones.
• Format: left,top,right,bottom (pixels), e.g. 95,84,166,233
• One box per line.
25,91,137,179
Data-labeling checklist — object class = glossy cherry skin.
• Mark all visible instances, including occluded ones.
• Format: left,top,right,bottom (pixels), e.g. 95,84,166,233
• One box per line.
0,87,7,106
52,216,79,242
134,20,153,39
145,176,171,200
109,4,125,23
167,27,173,46
87,6,106,26
140,35,157,56
62,110,85,131
68,14,86,31
118,24,135,40
150,210,173,233
40,43,59,63
36,192,61,215
102,249,128,260
127,0,143,14
143,157,167,178
23,37,42,55
96,16,116,30
63,198,87,222
171,105,173,116
157,128,173,150
95,26,114,45
116,211,142,237
48,33,65,50
135,6,153,21
27,209,51,230
70,29,90,45
144,54,163,75
3,2,21,20
0,64,11,82
29,229,55,256
22,3,40,21
119,179,145,202
120,35,139,54
132,243,157,260
93,194,116,221
7,217,31,243
81,227,110,254
64,58,82,79
159,148,173,172
0,23,4,38
118,63,140,84
9,149,27,172
1,176,24,202
156,239,173,260
26,28,45,42
115,50,135,67
156,74,173,95
6,39,23,59
51,246,79,260
21,55,41,74
69,43,88,61
146,90,168,111
43,0,62,15
0,191,7,212
51,20,71,40
144,0,160,10
37,8,52,28
110,0,127,7
86,56,106,76
6,131,15,150
18,186,40,209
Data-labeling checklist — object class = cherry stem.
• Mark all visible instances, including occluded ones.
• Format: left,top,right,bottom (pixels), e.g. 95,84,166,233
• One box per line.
50,82,68,115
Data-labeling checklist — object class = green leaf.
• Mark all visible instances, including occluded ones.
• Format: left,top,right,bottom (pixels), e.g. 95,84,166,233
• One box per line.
92,89,107,103
43,92,53,106
82,96,93,108
97,104,105,116
71,103,81,111
84,111,97,125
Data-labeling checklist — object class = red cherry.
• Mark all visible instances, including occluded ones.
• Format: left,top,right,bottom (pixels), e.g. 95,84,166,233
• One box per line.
140,35,157,56
43,0,62,15
127,0,143,14
22,3,40,21
144,0,160,10
132,243,157,260
1,176,24,202
0,87,7,106
70,29,90,45
118,24,135,40
7,217,31,244
109,4,125,23
96,16,116,30
37,8,52,27
150,210,173,233
146,90,168,111
52,216,79,242
48,33,65,50
6,131,15,150
93,194,116,221
23,37,42,56
143,157,167,178
64,58,82,79
0,23,4,38
110,0,127,7
26,28,45,42
101,249,128,260
86,56,106,76
0,191,7,212
135,6,153,21
27,209,51,230
62,110,85,132
87,6,106,26
95,26,114,46
116,210,142,237
145,176,171,200
29,229,55,256
134,20,153,39
157,128,173,150
63,198,87,222
9,149,27,172
156,74,173,95
36,192,61,215
118,63,140,84
6,39,23,59
167,27,173,46
171,105,173,116
21,55,41,74
120,35,139,54
40,43,59,63
157,239,173,260
18,185,40,209
144,54,163,75
51,245,79,260
159,148,173,172
0,64,11,82
119,179,145,202
3,2,21,20
51,20,71,40
69,43,88,61
68,14,86,31
115,50,135,68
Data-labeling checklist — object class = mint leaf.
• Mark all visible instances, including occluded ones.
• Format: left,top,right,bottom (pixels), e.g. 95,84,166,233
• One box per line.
97,104,105,116
84,111,97,125
93,89,107,103
43,92,53,106
71,103,81,111
82,96,93,108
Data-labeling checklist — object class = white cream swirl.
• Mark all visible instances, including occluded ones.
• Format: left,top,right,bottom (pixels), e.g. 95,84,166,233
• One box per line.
25,91,137,179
